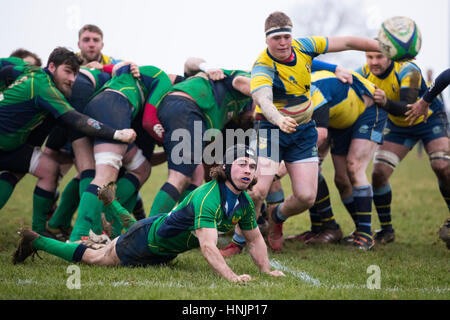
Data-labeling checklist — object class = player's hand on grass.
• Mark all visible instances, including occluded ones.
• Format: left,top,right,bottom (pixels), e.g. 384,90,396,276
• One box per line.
266,270,286,277
231,274,253,283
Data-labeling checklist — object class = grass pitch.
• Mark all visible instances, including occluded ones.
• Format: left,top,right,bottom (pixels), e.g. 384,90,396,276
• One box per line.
0,146,449,301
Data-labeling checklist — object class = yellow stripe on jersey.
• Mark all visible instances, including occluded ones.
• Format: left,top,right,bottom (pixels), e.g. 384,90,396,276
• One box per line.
197,181,218,229
251,36,328,124
311,70,376,129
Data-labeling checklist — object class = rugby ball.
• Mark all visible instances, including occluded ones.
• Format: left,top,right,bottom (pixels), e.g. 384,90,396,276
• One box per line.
377,16,421,61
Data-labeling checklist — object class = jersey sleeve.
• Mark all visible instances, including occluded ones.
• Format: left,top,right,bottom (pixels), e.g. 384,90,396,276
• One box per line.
398,62,422,90
250,60,274,94
354,65,367,77
35,75,73,118
191,184,221,230
423,68,450,103
295,36,329,57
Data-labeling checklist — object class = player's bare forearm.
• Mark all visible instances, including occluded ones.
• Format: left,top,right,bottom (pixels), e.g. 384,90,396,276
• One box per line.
196,228,240,282
252,87,282,125
244,229,271,273
328,36,380,53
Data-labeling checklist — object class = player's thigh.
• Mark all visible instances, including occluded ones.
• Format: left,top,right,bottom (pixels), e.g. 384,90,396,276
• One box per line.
285,161,318,199
347,138,378,170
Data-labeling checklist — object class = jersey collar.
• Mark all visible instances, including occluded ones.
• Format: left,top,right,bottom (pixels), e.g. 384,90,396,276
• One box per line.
375,61,395,79
266,48,297,67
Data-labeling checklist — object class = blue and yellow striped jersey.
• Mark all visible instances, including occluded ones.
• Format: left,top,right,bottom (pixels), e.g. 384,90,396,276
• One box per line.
251,36,328,124
311,70,376,129
355,61,442,127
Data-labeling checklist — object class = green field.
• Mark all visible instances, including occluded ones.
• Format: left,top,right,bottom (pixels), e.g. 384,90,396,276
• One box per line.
0,146,449,300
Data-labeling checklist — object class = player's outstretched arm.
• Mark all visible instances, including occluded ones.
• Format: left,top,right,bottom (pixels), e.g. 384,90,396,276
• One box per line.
327,36,380,53
59,110,136,143
196,227,252,283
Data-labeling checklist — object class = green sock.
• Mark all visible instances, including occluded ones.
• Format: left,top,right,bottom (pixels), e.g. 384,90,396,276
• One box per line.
115,173,140,206
79,170,95,198
0,172,18,210
69,184,103,242
105,199,137,230
149,182,180,216
48,178,80,230
32,186,55,233
122,192,138,213
33,235,86,262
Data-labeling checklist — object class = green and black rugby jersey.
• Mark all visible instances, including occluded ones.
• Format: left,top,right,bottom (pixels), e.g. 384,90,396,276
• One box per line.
0,67,73,151
147,180,257,256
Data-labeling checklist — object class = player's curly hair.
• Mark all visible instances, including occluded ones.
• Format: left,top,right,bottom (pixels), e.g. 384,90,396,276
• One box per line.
264,11,293,32
10,48,42,66
209,165,258,191
46,47,82,74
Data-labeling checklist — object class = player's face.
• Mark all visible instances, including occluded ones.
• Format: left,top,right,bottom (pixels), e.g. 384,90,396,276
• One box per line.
365,52,392,76
49,63,76,98
266,34,292,61
78,30,104,63
229,157,257,192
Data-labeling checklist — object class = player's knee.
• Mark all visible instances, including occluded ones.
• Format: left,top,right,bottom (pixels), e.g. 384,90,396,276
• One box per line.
429,150,450,180
346,158,360,180
333,173,350,194
124,149,150,183
30,148,59,180
292,189,316,208
372,150,397,186
373,150,399,171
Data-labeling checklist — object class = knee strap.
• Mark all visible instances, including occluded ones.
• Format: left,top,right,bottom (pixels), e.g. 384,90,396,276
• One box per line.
29,147,43,174
428,150,450,162
373,150,400,170
95,152,123,170
124,148,147,171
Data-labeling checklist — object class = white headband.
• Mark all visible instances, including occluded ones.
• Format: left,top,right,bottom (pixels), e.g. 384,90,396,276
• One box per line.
265,26,292,38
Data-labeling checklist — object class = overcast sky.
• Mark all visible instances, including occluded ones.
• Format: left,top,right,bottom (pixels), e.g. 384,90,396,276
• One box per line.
1,0,449,100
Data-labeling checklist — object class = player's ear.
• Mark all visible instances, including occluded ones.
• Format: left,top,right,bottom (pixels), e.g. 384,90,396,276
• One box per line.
48,62,56,74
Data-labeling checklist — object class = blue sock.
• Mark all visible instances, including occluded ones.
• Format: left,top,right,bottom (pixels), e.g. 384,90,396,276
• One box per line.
373,184,393,231
232,233,246,246
271,204,287,224
353,185,373,240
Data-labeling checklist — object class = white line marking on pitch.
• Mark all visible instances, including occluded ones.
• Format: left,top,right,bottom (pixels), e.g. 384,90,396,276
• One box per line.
269,259,450,293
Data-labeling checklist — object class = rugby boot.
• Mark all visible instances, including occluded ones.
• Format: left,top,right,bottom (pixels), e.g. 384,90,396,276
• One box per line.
12,229,40,264
220,242,243,258
374,228,395,244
